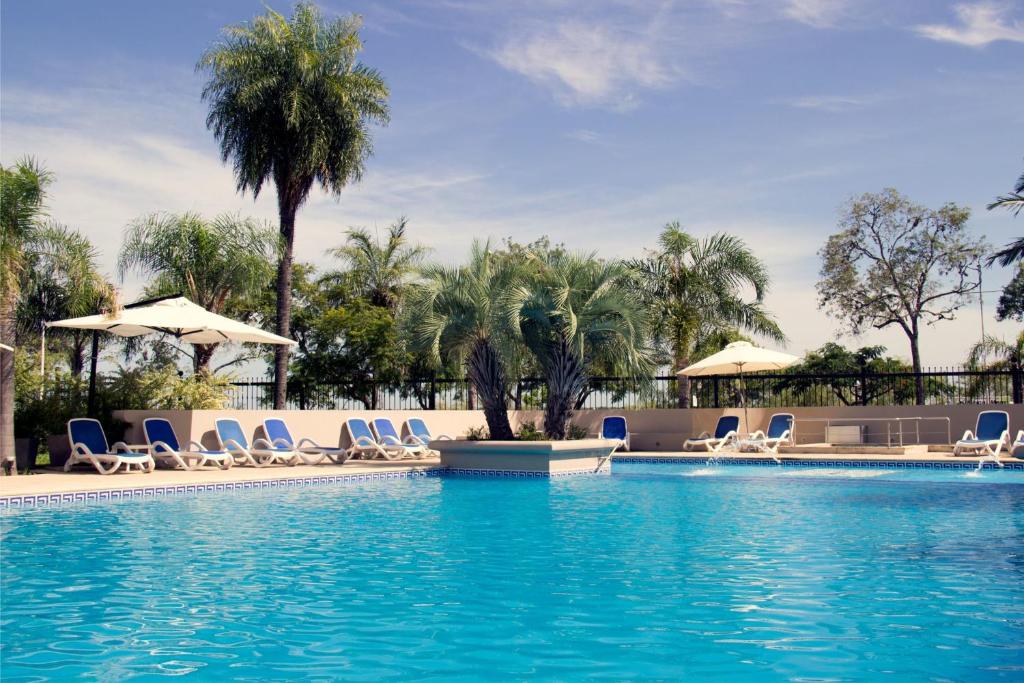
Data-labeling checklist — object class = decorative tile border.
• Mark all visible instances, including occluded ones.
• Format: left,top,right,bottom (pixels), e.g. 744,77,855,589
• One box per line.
612,456,1024,470
0,468,444,509
444,466,610,478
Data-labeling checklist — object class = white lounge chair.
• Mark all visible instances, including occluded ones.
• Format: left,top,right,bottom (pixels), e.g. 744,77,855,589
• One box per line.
954,411,1010,457
684,415,740,452
262,417,350,465
66,418,155,475
403,417,453,446
215,418,299,467
144,417,232,470
747,413,794,454
344,418,406,460
598,415,631,451
371,417,429,458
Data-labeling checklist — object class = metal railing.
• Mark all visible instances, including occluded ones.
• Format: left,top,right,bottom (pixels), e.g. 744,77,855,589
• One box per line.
227,367,1022,410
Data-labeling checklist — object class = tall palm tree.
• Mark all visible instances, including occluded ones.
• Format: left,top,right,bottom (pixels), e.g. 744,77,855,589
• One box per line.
198,3,390,406
1,158,52,464
967,332,1024,404
118,212,278,373
627,222,783,407
328,217,428,311
406,242,519,440
20,223,116,376
987,168,1024,266
508,252,653,440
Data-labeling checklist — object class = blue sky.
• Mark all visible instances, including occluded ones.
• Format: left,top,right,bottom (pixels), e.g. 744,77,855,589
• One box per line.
2,0,1023,366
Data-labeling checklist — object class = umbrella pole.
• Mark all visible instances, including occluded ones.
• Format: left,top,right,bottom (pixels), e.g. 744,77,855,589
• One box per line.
739,366,748,434
87,330,99,418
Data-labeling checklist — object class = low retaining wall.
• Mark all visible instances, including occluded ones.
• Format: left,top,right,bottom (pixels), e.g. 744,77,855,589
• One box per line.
113,404,1024,452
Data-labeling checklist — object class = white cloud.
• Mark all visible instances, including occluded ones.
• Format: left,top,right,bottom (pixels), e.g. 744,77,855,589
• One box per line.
489,21,675,107
786,94,879,112
915,2,1024,47
566,128,601,143
782,0,848,28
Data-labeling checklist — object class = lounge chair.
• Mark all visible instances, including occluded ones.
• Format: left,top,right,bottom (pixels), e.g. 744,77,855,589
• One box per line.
599,415,630,451
144,417,232,470
371,417,429,458
403,417,453,446
954,411,1010,457
747,413,794,454
262,417,350,465
683,415,740,452
66,418,155,475
344,418,406,460
215,418,300,467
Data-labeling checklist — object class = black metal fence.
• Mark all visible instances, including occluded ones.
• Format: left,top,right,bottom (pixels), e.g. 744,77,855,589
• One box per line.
228,367,1022,410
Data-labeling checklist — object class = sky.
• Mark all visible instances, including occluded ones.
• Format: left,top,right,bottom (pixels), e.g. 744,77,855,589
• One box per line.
2,0,1023,369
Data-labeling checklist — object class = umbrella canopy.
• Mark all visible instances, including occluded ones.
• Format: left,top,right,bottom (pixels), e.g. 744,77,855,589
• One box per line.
679,341,799,377
679,341,800,434
46,296,296,346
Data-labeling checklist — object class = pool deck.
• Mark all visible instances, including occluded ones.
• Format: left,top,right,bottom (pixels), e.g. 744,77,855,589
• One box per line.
1,450,1020,500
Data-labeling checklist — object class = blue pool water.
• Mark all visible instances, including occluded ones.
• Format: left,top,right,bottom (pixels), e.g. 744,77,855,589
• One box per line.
2,464,1023,681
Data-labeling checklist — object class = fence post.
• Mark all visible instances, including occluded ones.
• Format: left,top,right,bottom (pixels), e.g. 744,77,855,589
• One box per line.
298,383,307,411
429,374,437,410
713,377,720,409
860,361,869,407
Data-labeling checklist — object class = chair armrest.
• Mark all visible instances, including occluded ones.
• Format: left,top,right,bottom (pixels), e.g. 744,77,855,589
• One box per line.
749,430,767,440
253,437,278,449
379,435,402,446
722,430,738,441
187,440,211,452
352,436,378,447
111,441,131,453
437,434,454,440
149,440,176,455
1015,430,1024,445
270,438,293,448
71,442,94,456
296,437,322,448
403,435,424,445
222,438,248,452
960,430,974,441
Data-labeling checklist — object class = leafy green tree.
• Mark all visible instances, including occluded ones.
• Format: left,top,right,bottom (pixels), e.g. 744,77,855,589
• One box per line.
996,263,1024,322
328,217,428,311
627,222,782,407
20,224,116,376
987,167,1024,266
1,158,52,464
817,189,985,404
509,251,653,439
198,2,390,407
406,242,520,439
967,332,1024,403
118,212,278,373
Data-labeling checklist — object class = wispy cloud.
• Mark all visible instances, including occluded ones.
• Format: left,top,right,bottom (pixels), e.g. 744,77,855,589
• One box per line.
782,0,848,28
566,128,601,144
489,20,676,108
786,93,881,112
915,2,1024,47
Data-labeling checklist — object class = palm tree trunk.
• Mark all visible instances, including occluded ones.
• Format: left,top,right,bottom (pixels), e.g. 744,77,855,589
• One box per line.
543,339,587,440
467,338,513,440
0,290,16,468
274,198,297,410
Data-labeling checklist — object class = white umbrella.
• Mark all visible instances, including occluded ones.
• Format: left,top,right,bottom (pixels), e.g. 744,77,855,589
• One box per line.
47,296,296,346
679,341,800,432
46,295,296,413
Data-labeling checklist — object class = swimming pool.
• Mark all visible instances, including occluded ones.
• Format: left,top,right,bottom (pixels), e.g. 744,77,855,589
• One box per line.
2,463,1022,680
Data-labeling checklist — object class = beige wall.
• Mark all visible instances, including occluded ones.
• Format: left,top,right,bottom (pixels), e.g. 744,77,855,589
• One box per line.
115,404,1024,451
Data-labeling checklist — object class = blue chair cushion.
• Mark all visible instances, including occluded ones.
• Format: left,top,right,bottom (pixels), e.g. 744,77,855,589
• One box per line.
407,418,431,441
216,419,249,449
715,416,740,439
144,419,180,454
767,415,792,439
976,412,1007,441
348,419,375,443
264,418,293,447
602,416,627,441
372,418,401,441
69,419,109,455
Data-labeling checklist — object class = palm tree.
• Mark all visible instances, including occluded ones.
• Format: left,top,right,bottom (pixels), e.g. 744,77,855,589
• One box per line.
508,252,653,439
20,223,116,376
967,332,1024,404
328,217,428,311
1,158,52,465
198,3,390,407
406,242,519,440
118,212,278,373
988,168,1024,266
627,222,783,407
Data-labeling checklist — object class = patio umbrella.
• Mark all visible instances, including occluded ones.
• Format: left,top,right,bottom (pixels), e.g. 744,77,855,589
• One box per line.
46,295,296,414
679,341,800,432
